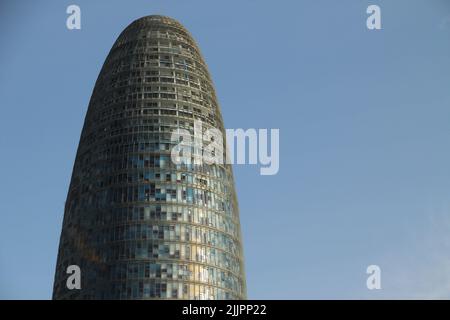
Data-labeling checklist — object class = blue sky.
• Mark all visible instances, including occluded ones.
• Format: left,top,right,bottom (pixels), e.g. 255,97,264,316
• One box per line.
1,0,450,299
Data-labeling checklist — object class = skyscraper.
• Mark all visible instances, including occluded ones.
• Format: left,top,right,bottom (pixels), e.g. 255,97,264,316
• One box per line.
53,15,246,300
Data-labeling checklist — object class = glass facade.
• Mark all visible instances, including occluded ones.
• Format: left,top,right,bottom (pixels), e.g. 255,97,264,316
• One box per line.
52,15,246,300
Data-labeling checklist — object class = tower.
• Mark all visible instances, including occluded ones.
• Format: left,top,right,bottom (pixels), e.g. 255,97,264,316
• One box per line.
53,15,246,300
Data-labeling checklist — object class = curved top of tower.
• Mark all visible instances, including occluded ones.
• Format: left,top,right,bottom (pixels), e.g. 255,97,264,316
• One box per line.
117,15,195,42
110,14,208,77
132,15,186,28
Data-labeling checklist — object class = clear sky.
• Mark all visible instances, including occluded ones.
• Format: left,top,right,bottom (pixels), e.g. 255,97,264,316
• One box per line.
1,0,450,299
